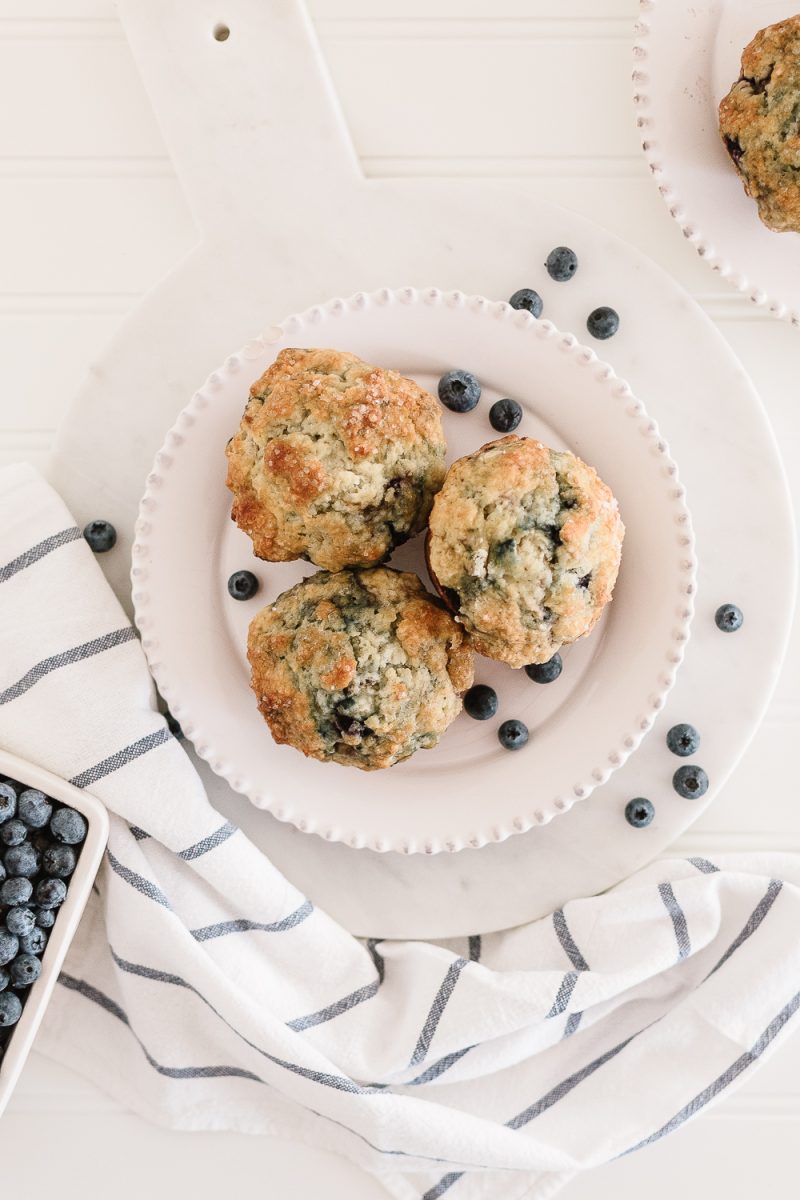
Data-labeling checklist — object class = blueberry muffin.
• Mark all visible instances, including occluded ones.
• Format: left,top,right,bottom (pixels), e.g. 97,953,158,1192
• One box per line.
426,436,624,668
247,567,474,770
719,16,800,232
226,348,446,571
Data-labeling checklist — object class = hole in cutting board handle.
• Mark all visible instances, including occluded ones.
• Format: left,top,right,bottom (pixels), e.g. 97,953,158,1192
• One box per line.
213,23,230,42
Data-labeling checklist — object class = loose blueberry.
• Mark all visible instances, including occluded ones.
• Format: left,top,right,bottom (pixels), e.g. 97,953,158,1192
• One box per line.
1,819,27,847
498,719,529,751
42,844,77,878
0,781,17,823
227,570,259,601
35,909,55,930
83,519,116,553
524,654,563,684
545,246,578,281
0,931,19,967
489,398,523,433
19,928,47,956
624,797,655,828
50,808,87,846
4,843,40,878
17,789,52,830
35,878,67,909
1,877,33,907
0,991,22,1026
715,603,743,632
509,288,543,318
586,306,620,340
10,954,41,987
673,765,709,799
463,684,498,721
165,710,184,739
438,369,481,413
5,908,35,938
666,723,700,757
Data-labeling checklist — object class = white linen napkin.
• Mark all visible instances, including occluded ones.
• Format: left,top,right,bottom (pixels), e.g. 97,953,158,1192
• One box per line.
1,461,799,1200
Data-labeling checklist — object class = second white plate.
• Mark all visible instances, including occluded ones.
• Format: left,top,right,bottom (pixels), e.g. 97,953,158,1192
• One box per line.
636,0,800,324
132,288,693,853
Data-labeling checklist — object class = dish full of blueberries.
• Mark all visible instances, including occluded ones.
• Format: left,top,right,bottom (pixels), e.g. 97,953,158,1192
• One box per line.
0,777,88,1052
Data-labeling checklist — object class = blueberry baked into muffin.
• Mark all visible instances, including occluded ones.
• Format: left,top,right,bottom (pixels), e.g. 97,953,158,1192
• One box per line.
426,435,624,668
719,15,800,233
226,348,446,571
247,566,474,770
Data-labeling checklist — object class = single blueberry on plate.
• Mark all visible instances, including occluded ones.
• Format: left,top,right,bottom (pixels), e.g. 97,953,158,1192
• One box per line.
625,798,655,828
50,807,87,846
5,908,35,938
17,788,52,829
509,288,543,318
35,877,67,909
524,654,563,684
42,844,77,878
10,954,41,987
1,877,33,906
35,909,55,930
0,930,19,967
83,519,116,553
0,781,17,823
586,306,620,340
227,570,259,601
463,684,498,721
673,765,709,799
545,246,578,281
498,719,529,751
489,398,522,433
666,723,700,757
0,991,22,1026
438,369,481,413
4,843,40,878
20,928,47,956
715,603,743,632
1,819,27,847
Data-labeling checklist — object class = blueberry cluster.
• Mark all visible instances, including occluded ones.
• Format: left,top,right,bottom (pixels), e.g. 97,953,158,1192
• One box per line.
461,654,567,752
0,777,87,1048
463,684,531,750
506,247,620,341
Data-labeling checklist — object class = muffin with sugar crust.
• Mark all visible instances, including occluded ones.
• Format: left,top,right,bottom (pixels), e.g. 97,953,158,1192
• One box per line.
719,15,800,233
225,347,446,571
426,435,624,668
247,566,474,771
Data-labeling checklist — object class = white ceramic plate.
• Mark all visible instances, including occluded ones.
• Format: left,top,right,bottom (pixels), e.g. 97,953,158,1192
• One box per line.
132,288,694,854
0,749,109,1118
635,0,800,324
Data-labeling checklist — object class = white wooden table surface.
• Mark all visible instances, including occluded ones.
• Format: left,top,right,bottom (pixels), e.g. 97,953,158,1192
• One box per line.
1,0,799,1195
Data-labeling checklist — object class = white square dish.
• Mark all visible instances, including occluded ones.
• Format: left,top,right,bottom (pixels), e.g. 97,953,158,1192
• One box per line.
0,747,108,1119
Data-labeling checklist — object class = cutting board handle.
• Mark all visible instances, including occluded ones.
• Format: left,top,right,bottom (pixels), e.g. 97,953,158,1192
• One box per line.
118,0,361,235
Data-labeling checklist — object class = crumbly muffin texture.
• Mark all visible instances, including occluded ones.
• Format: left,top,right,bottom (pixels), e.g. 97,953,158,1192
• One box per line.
247,567,474,771
719,15,800,233
426,436,624,668
226,348,446,571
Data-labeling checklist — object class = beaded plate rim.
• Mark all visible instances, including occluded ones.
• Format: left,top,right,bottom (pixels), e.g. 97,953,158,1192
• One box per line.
131,286,696,854
634,0,800,328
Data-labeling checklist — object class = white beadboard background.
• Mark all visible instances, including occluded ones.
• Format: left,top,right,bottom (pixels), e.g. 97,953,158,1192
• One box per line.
1,1,799,1196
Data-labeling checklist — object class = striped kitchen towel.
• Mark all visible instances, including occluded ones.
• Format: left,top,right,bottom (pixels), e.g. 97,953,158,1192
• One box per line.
2,460,800,1200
